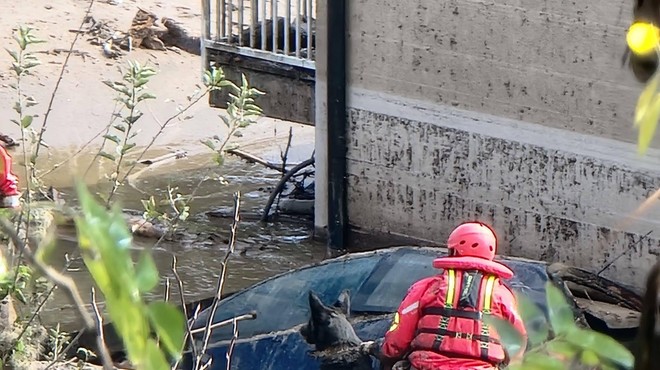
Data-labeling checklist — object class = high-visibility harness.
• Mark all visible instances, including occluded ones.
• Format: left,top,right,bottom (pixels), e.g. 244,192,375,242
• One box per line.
415,269,501,362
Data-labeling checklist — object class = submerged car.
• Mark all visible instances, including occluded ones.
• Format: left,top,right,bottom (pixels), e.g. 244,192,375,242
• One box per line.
181,246,642,370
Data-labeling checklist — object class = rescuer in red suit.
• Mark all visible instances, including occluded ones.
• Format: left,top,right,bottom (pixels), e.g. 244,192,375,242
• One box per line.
379,221,528,370
0,145,20,208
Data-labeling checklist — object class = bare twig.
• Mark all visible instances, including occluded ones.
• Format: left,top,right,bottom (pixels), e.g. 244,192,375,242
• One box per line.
0,218,95,330
280,126,293,174
274,127,294,213
597,229,653,276
194,191,241,370
226,148,286,173
188,312,256,335
225,319,239,370
170,255,198,370
33,0,97,165
164,277,171,303
91,287,115,370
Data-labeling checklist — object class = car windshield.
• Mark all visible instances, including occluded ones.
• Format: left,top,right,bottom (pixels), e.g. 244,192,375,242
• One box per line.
192,253,383,343
352,249,550,314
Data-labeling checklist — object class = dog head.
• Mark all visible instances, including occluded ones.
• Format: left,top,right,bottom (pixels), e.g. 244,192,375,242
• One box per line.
300,289,362,352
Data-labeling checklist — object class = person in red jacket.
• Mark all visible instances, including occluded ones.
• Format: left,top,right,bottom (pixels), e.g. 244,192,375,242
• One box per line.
0,145,20,208
379,221,528,370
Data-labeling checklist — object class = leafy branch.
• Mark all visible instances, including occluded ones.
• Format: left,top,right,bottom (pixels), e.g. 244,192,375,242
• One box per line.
487,282,635,370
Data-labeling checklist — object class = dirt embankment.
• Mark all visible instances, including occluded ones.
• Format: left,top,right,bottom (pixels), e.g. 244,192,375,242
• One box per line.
0,0,314,186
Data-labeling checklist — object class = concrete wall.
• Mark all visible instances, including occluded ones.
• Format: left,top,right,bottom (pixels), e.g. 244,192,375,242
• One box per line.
315,0,660,288
207,49,316,125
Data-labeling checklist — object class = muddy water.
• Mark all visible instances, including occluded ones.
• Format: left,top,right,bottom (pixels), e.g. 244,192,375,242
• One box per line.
34,152,327,331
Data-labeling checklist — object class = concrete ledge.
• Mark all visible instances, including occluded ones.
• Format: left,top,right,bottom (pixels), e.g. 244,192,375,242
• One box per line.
207,49,316,125
345,88,660,288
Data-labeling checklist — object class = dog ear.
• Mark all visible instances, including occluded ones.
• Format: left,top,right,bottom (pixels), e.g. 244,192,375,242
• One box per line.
334,289,351,317
308,290,331,322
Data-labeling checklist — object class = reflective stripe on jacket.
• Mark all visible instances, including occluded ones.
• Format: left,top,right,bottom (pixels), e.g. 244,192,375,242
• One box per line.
410,268,506,364
381,257,527,370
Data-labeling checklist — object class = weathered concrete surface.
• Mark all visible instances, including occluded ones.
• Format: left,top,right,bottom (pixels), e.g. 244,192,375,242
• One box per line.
347,0,649,146
346,88,660,288
313,0,660,287
208,49,316,125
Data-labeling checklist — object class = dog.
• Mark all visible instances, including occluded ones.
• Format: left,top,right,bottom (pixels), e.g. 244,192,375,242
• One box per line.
300,290,376,370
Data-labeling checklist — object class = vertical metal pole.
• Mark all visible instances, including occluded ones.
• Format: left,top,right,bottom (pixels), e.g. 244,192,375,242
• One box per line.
260,0,267,50
272,0,278,52
284,0,291,54
228,0,234,40
239,0,245,45
327,0,348,252
218,0,226,39
295,0,301,58
305,0,312,59
202,0,211,80
251,0,258,48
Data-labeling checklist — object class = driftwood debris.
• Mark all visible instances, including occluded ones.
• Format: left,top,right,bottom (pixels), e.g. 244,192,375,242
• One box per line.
137,150,188,165
80,9,201,58
0,134,18,148
226,148,287,173
160,17,201,55
547,263,644,311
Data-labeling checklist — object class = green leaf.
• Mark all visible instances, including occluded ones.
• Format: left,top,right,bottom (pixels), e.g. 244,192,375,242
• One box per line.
635,72,660,125
5,48,18,62
637,93,660,155
215,152,225,166
143,339,171,370
135,251,159,293
484,316,524,358
546,339,578,361
121,142,137,155
201,139,216,151
21,115,33,128
580,349,600,366
137,92,156,102
99,151,116,161
635,72,660,155
515,293,549,347
564,327,634,368
545,282,575,335
103,134,121,144
147,302,185,359
13,288,27,304
521,352,566,370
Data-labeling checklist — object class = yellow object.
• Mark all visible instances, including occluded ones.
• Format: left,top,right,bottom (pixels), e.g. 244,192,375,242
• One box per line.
388,312,400,332
627,22,660,56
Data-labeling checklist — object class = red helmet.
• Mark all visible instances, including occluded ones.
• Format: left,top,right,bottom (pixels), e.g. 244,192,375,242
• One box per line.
447,222,497,261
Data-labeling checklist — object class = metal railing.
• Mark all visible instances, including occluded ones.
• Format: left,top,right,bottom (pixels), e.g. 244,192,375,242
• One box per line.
202,0,316,68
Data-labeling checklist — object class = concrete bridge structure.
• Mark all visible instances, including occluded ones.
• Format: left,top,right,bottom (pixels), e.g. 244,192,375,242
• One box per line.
201,0,660,288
